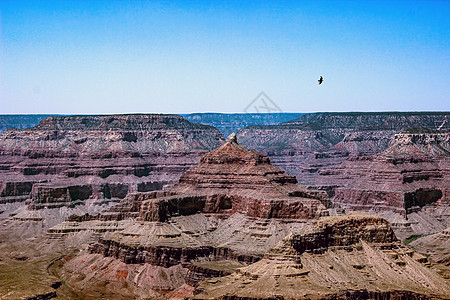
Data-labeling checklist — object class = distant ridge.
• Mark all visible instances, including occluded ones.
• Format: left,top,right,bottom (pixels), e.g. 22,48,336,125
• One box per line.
0,113,305,137
263,111,450,131
182,113,304,137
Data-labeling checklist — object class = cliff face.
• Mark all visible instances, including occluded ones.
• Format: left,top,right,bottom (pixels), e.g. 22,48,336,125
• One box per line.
238,112,450,186
56,135,334,298
194,214,450,300
312,131,450,240
0,114,223,237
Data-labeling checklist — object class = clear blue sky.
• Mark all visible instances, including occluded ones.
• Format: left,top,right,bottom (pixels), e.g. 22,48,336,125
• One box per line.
1,0,449,114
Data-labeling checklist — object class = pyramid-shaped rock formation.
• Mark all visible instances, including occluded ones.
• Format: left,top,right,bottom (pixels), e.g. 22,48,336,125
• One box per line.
56,134,333,298
138,133,330,222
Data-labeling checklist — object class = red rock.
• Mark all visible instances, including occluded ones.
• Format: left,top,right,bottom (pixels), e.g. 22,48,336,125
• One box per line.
137,133,330,221
0,114,224,236
84,134,330,272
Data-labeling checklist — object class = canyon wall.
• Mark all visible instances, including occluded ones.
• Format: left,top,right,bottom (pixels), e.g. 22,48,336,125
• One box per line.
0,114,223,236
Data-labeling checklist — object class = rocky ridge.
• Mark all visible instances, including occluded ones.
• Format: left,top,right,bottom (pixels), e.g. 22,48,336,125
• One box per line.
0,114,223,238
194,213,450,299
56,134,333,298
238,112,450,186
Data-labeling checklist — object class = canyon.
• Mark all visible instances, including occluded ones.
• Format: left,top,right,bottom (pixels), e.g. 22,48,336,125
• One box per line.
238,113,450,240
0,114,223,239
54,134,450,299
0,112,449,299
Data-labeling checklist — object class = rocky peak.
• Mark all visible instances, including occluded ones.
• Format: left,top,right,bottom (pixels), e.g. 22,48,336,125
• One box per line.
134,135,331,221
200,131,269,165
172,133,329,202
226,132,237,143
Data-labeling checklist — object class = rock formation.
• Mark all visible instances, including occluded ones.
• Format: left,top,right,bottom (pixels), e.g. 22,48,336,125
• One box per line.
0,114,223,238
410,227,450,266
143,132,330,220
194,214,450,299
56,134,332,298
238,112,450,187
237,113,450,241
311,131,450,240
2,112,450,299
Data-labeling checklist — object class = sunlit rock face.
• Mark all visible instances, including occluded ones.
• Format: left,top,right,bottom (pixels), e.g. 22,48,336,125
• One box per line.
238,113,450,241
0,114,224,237
194,214,450,300
57,134,332,298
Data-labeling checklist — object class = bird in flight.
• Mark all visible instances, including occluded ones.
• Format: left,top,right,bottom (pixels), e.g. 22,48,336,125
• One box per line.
318,76,323,85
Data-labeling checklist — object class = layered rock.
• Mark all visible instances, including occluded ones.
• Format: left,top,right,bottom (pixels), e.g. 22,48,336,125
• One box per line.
0,114,223,237
238,113,450,241
0,114,223,201
311,131,450,240
58,134,332,298
238,112,450,187
136,133,330,222
85,134,330,263
194,214,450,299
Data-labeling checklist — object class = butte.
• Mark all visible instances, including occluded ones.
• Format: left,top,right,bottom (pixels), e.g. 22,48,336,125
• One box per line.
55,133,331,298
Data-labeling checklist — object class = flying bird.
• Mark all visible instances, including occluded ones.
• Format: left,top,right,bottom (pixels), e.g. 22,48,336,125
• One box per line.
318,76,323,85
